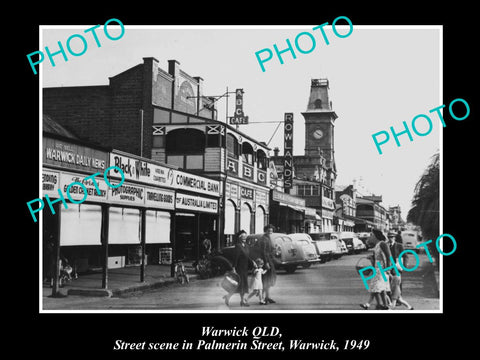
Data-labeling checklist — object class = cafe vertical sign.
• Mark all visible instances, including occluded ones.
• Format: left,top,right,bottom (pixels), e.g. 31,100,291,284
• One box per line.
284,113,293,190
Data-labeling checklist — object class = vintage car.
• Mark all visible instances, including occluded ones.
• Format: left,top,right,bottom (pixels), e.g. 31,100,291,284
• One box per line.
401,230,420,251
287,233,321,268
356,232,372,246
308,232,338,262
332,232,348,258
352,237,367,253
219,233,307,273
338,231,364,254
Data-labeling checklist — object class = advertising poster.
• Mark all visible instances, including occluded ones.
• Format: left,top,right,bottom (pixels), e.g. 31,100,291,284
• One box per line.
21,5,475,358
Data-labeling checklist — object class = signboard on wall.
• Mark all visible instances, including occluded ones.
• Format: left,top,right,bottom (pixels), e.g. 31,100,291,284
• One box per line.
175,193,218,214
60,172,109,203
284,113,294,189
109,153,220,197
43,137,108,173
42,169,60,197
144,187,175,210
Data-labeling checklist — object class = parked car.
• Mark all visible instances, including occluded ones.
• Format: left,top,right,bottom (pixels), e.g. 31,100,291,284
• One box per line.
308,232,337,262
352,237,366,253
338,232,363,254
356,232,371,247
401,230,420,251
333,236,348,259
331,233,348,259
287,233,321,268
220,233,306,273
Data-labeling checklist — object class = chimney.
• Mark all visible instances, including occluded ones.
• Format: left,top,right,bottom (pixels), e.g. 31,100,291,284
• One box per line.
273,147,280,157
168,60,180,109
193,76,204,115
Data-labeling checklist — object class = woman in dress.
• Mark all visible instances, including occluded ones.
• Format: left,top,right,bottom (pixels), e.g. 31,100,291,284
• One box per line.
360,229,392,310
256,224,277,304
223,230,251,307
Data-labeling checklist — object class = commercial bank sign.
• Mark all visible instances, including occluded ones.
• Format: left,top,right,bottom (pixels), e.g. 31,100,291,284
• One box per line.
109,153,220,197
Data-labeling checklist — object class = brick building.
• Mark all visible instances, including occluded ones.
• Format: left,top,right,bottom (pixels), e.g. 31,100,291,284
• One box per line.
43,57,271,251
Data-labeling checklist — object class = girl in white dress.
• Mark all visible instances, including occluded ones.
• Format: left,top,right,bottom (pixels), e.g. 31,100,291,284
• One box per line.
247,258,268,305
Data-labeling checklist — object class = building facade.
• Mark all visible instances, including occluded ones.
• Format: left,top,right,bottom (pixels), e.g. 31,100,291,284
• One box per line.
334,184,357,232
42,115,221,292
43,57,271,251
271,79,338,233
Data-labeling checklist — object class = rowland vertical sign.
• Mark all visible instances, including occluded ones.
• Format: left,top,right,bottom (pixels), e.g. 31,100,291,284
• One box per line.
284,113,293,189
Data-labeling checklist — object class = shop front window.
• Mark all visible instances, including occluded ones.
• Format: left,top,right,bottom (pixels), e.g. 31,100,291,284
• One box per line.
255,206,266,233
240,202,252,233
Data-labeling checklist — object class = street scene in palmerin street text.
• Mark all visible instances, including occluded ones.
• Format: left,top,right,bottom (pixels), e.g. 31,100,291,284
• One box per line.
39,23,444,312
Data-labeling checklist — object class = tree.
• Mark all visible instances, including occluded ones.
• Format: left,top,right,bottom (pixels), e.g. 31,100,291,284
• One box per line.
407,152,440,262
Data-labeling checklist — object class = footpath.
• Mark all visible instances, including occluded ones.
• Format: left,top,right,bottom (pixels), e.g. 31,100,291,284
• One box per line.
42,264,199,300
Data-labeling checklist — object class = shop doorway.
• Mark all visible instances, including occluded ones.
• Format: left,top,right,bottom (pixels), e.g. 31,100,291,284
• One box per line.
175,213,196,261
174,213,217,262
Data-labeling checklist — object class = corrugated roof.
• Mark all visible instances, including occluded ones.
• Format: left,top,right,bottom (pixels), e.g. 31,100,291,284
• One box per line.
43,114,79,139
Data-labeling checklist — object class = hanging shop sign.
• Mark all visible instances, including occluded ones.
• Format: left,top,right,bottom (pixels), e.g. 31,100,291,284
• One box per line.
43,137,108,173
110,153,220,197
269,161,278,189
60,172,109,203
229,88,249,125
284,113,294,189
175,193,218,214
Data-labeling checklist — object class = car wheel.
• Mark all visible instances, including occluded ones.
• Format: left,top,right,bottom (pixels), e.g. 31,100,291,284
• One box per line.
285,265,297,274
302,263,312,269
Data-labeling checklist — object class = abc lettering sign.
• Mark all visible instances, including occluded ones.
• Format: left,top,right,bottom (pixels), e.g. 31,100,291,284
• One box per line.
229,88,249,125
284,113,294,189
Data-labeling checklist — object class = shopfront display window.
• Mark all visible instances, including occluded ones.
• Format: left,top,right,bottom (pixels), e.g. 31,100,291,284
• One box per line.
60,204,102,246
108,207,141,244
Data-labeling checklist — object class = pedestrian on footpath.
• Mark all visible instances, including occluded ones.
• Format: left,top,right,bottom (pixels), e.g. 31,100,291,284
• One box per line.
255,224,277,304
360,229,392,310
223,230,251,307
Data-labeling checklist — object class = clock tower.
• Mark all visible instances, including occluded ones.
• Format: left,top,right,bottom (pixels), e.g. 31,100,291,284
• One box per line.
302,79,338,170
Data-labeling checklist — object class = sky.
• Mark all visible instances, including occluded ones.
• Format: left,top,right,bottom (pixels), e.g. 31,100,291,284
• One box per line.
40,24,441,219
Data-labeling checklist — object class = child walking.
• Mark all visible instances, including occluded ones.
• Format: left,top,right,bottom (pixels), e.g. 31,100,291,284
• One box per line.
247,258,268,305
388,271,414,310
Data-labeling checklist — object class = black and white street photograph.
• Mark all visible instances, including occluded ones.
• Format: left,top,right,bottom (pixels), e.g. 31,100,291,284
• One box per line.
37,24,444,312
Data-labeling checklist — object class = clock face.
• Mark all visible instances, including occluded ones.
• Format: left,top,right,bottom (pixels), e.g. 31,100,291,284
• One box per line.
313,129,324,139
